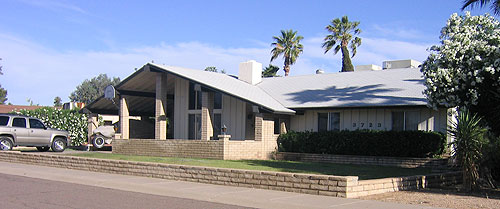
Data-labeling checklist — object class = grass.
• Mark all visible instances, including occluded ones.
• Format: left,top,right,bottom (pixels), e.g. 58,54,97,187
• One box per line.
67,152,433,180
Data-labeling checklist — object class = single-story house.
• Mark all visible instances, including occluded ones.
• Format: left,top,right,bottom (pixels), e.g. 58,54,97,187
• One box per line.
83,59,451,160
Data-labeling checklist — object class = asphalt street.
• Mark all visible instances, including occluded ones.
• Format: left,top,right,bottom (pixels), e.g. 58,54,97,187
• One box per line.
0,173,249,209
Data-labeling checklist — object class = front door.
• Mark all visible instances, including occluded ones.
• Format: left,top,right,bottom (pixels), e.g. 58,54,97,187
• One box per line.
28,119,52,145
11,117,29,145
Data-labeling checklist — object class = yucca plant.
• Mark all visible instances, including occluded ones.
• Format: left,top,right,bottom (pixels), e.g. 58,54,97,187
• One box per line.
449,108,488,191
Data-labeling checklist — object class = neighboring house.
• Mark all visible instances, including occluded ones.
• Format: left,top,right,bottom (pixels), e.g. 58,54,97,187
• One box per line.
0,104,44,113
83,59,450,160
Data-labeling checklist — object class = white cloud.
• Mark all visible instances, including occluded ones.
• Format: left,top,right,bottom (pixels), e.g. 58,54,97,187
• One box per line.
0,32,433,106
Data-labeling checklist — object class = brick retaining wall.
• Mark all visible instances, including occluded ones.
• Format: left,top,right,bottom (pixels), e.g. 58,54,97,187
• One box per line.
113,138,278,160
0,151,461,198
275,152,449,169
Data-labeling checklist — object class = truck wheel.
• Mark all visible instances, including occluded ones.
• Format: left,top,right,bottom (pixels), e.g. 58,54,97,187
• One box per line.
0,137,13,151
92,135,105,149
36,146,50,152
51,137,66,152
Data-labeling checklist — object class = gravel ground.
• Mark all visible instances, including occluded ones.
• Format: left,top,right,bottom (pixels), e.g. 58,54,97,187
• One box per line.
360,188,500,209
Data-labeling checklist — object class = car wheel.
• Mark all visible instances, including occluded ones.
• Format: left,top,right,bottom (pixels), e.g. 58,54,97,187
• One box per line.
0,136,13,151
92,135,106,149
36,146,50,152
51,137,66,152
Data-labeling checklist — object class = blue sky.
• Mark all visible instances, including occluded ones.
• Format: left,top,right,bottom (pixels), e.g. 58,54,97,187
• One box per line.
0,0,492,105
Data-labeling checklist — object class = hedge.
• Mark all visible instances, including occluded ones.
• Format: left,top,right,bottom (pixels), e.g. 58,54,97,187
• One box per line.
277,130,446,158
13,107,88,146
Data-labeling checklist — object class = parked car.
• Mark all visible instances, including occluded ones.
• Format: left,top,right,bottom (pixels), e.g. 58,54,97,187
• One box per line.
0,114,70,152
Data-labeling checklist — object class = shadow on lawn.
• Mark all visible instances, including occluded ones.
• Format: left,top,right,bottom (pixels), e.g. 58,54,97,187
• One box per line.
238,160,432,180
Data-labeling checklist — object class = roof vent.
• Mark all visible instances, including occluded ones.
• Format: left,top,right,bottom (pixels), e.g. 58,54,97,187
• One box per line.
316,69,324,74
382,59,421,69
238,60,262,85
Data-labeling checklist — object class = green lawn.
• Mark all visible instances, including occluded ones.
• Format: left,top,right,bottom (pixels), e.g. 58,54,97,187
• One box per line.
67,152,434,180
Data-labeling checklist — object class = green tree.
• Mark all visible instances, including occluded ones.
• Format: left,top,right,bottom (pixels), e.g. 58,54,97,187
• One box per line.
0,58,6,104
53,96,62,107
322,16,362,72
270,29,304,76
462,0,500,15
204,66,218,72
421,13,500,136
70,74,120,104
262,64,280,78
449,108,488,191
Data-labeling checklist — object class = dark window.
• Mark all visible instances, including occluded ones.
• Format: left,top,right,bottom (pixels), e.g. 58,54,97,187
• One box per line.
214,92,222,109
392,111,405,131
392,111,419,131
212,113,221,139
274,118,280,134
188,114,201,139
188,83,202,110
104,121,113,126
318,113,328,132
405,111,419,131
12,118,26,128
0,116,9,126
328,113,340,131
29,119,45,129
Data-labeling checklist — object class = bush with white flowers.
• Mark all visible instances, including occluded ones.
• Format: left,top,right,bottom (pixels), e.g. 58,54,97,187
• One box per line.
14,107,88,146
421,12,500,135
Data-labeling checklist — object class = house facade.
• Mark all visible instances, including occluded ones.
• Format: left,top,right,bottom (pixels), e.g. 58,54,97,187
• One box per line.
84,60,450,160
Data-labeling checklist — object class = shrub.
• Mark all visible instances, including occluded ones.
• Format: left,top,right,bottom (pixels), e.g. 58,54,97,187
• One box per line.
13,107,88,146
278,130,446,158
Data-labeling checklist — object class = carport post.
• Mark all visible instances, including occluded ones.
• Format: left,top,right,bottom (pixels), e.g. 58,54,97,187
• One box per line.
155,73,168,140
119,96,130,139
201,91,214,141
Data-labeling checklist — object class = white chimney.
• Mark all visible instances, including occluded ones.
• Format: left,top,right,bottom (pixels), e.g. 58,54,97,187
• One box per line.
355,64,382,71
238,60,262,85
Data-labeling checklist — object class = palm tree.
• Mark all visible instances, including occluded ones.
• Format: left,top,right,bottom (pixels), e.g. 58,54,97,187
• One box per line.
322,16,362,72
270,29,304,76
462,0,500,15
262,64,280,78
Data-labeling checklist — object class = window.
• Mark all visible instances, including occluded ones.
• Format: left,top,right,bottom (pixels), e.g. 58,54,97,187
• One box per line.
29,119,45,129
212,113,221,139
188,114,201,139
214,92,222,109
392,111,419,131
0,116,9,126
189,82,202,110
12,118,26,128
318,112,340,131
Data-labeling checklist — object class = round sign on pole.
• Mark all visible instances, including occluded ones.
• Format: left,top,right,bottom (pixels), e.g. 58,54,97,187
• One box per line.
104,85,116,100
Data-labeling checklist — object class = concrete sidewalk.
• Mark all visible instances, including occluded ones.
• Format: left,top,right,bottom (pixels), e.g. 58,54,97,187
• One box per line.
0,161,441,209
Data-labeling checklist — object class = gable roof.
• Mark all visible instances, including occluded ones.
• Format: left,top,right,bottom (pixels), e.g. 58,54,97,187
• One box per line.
147,63,295,114
257,68,427,109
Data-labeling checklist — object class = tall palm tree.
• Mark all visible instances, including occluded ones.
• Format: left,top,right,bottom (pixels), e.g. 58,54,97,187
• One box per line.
270,29,304,76
462,0,500,15
322,16,362,72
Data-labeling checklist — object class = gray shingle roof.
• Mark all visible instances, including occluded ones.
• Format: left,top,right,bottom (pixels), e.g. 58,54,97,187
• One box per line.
257,68,427,109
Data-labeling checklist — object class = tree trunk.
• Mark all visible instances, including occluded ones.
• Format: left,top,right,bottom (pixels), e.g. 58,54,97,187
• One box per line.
341,46,354,72
284,64,290,76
